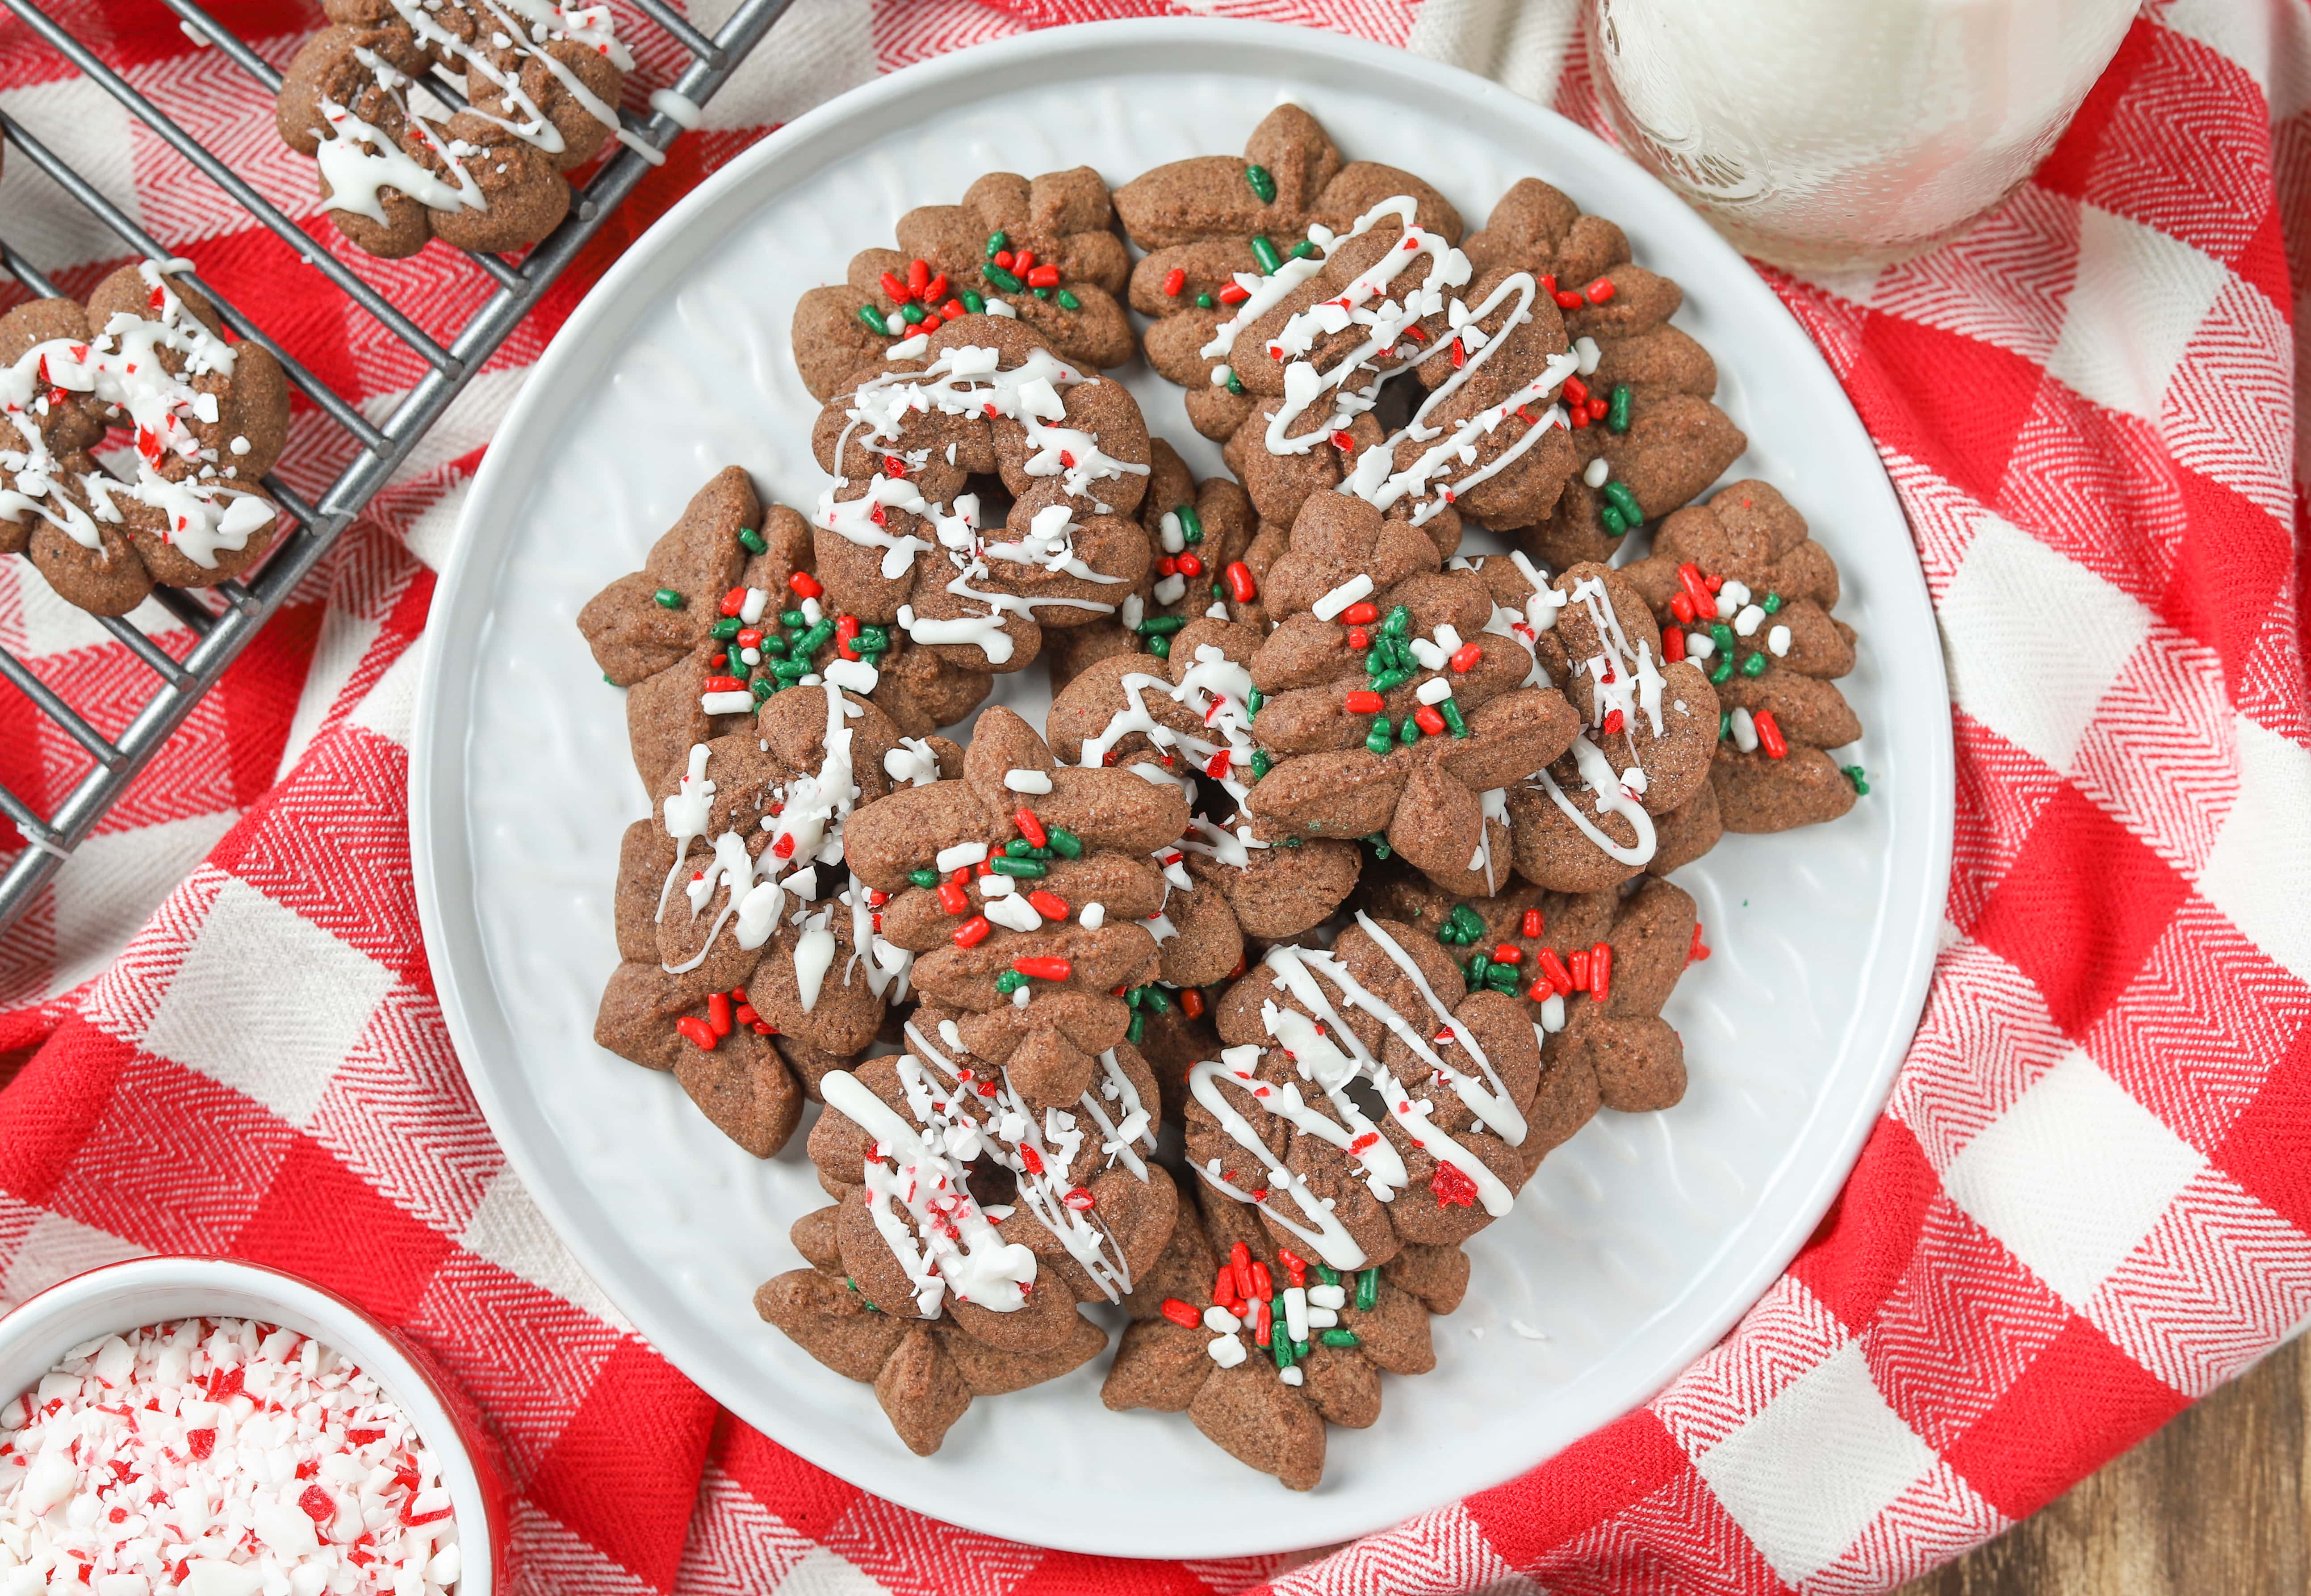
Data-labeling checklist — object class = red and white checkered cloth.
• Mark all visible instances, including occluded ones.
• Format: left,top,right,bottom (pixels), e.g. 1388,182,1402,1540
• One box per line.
1,0,2307,1589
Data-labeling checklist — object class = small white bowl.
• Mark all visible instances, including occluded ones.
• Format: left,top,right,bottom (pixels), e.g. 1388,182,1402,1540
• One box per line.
0,1256,507,1593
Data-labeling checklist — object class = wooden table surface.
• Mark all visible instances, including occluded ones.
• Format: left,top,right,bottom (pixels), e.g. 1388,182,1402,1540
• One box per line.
1899,1333,2309,1594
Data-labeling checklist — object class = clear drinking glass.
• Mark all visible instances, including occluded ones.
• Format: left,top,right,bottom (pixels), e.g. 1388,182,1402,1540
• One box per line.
1586,0,2139,272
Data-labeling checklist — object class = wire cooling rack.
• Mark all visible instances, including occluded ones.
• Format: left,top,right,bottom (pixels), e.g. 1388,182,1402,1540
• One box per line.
0,0,792,931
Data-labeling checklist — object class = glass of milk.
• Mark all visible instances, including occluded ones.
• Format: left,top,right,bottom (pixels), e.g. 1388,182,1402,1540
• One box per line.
1586,0,2139,271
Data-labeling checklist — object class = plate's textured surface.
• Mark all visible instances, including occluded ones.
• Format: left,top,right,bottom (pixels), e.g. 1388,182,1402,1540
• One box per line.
414,22,1951,1558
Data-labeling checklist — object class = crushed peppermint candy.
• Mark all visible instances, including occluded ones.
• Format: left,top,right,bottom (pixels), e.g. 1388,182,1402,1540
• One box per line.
0,1318,460,1596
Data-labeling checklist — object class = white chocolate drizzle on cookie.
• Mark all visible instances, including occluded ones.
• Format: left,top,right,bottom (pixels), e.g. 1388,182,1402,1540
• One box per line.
1075,645,1261,812
0,262,276,565
1190,915,1528,1271
1524,576,1672,867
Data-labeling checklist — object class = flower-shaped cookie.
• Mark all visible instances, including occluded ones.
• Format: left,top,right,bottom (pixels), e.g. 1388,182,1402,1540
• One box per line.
578,465,993,792
1361,860,1706,1137
1460,179,1748,561
275,0,628,258
1198,912,1549,1271
591,683,929,1154
1,264,290,614
790,167,1135,401
809,319,1154,680
1621,480,1865,831
1234,495,1583,895
1101,1177,1458,1490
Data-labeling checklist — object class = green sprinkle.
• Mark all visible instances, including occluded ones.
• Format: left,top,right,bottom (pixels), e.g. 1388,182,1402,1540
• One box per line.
751,678,774,702
1212,583,1225,601
984,230,1007,259
900,301,927,325
603,672,615,684
1361,831,1392,859
1400,716,1423,747
711,616,740,641
1440,699,1470,738
995,971,1027,995
988,857,1047,879
982,263,1025,293
1250,234,1282,275
652,587,683,609
1607,383,1632,433
1709,655,1734,686
780,609,808,629
1600,504,1629,538
1709,622,1736,655
1381,603,1412,638
1006,838,1034,858
1251,750,1273,779
1047,826,1084,859
1354,1269,1379,1312
1148,634,1172,659
1032,286,1051,300
1740,651,1769,678
1369,667,1413,695
1466,953,1490,989
960,290,986,314
1290,239,1318,260
908,868,938,888
1320,1328,1361,1349
771,658,812,681
1247,687,1263,716
1195,292,1216,310
856,304,892,337
1602,480,1644,524
1142,985,1170,1016
1057,289,1081,310
1315,1263,1340,1286
1274,1328,1294,1370
1244,163,1276,203
1364,721,1395,756
737,527,766,554
1719,711,1732,743
1449,905,1486,943
855,637,888,659
1175,504,1205,545
1763,592,1783,613
1843,765,1871,796
1486,963,1521,993
1123,985,1143,1010
1137,616,1187,636
1126,1011,1145,1046
757,633,788,657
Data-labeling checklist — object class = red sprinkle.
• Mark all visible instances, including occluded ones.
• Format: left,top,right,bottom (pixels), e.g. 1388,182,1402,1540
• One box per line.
701,674,745,694
1027,264,1063,289
1330,430,1356,452
1027,889,1069,920
1676,563,1713,615
1013,249,1037,272
718,586,747,617
1063,1186,1096,1211
1491,943,1523,965
1588,396,1610,420
1205,750,1231,779
1162,267,1186,297
1592,941,1614,1003
1448,642,1483,673
1554,289,1584,309
1563,375,1590,407
952,915,992,948
708,992,732,1036
1536,947,1574,996
1217,283,1251,306
1669,592,1696,624
298,1484,335,1523
1754,709,1788,759
1522,908,1545,939
1663,627,1686,663
1450,337,1465,369
1012,955,1072,981
789,570,825,600
1176,552,1204,578
879,270,913,303
1413,704,1447,737
1250,1261,1273,1301
1213,1267,1241,1312
1015,807,1047,848
836,614,861,660
1345,690,1385,714
1432,1161,1480,1208
1255,1298,1273,1347
1689,922,1711,964
1569,949,1591,991
1602,708,1625,734
994,249,1015,269
1180,988,1206,1019
1224,561,1258,603
1156,555,1178,578
1160,1298,1201,1328
907,257,930,293
938,881,971,915
675,1015,717,1051
1340,599,1379,626
1277,1248,1308,1288
923,273,948,303
1348,627,1371,651
1230,1241,1255,1302
1586,277,1616,304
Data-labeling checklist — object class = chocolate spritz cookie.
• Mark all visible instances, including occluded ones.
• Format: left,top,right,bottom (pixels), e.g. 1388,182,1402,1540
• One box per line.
578,466,993,789
1362,859,1706,1128
591,682,929,1156
275,0,628,258
1620,480,1866,831
1102,1176,1458,1490
756,1001,1175,1454
1,264,290,614
789,167,1135,401
809,318,1153,683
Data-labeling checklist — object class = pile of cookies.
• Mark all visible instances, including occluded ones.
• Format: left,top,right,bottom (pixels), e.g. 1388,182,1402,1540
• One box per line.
576,107,1868,1488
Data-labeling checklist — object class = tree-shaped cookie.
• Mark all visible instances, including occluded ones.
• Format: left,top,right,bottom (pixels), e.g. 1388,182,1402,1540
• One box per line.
1620,479,1865,831
1460,179,1747,562
1234,494,1583,895
1101,1176,1461,1490
275,0,626,258
1,264,290,614
808,318,1153,683
590,684,931,1156
578,466,993,792
790,167,1135,400
755,996,1176,1454
1360,859,1706,1138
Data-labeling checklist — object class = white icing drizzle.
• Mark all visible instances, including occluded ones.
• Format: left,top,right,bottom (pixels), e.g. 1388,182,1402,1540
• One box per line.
0,262,276,565
1521,574,1671,868
1075,646,1260,810
816,345,1150,658
1189,916,1528,1269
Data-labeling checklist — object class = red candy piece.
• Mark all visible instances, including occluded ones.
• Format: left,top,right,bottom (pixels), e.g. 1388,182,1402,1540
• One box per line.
938,881,970,916
1176,553,1204,578
1586,277,1616,304
1754,709,1788,758
1522,908,1545,939
1224,561,1257,603
1448,642,1483,672
1180,988,1205,1019
675,1015,717,1051
1162,267,1186,297
1015,807,1048,848
1344,690,1385,714
1432,1161,1479,1208
789,570,825,599
879,270,912,303
1569,949,1591,991
1347,627,1371,651
1012,955,1072,981
907,258,929,292
708,992,732,1036
952,915,992,948
1663,628,1686,662
1562,375,1590,406
299,1484,335,1523
1063,1186,1096,1211
718,586,746,617
1340,599,1379,625
1413,704,1446,737
1217,283,1251,305
1591,941,1614,1002
1027,889,1069,920
1161,1298,1201,1328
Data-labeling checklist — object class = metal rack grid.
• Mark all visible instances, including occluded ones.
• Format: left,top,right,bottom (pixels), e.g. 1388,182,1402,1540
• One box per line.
0,0,793,931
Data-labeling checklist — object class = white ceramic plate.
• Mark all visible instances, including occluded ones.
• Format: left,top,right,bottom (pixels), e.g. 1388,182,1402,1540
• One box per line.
412,19,1953,1559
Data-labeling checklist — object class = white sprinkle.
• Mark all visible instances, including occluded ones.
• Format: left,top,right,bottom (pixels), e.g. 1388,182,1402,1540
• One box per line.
936,841,988,871
1004,768,1053,793
1080,902,1105,929
1574,335,1601,375
1685,631,1715,660
1768,624,1792,658
699,691,755,715
1311,574,1374,621
1733,603,1765,638
1210,364,1234,387
983,893,1041,932
1540,992,1566,1032
1203,1305,1242,1334
1307,1284,1345,1310
1278,1365,1304,1386
1583,457,1610,489
1206,1335,1248,1367
885,334,930,360
1416,677,1453,705
1730,706,1759,753
1153,574,1187,605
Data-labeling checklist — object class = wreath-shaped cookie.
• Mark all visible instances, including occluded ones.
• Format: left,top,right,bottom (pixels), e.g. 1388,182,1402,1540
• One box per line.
1101,1176,1460,1490
1620,480,1866,831
275,0,628,258
591,683,929,1155
790,167,1135,401
809,318,1154,681
1,264,290,614
1198,912,1549,1272
578,466,995,791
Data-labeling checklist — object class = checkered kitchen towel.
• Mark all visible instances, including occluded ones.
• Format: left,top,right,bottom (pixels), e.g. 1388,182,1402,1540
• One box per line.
1,0,2307,1590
